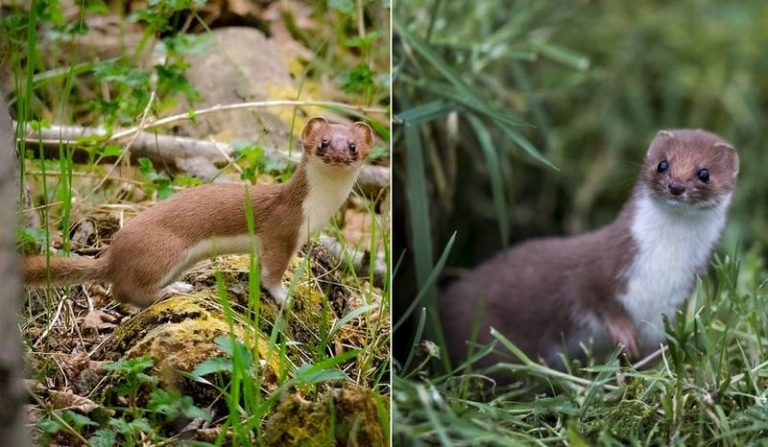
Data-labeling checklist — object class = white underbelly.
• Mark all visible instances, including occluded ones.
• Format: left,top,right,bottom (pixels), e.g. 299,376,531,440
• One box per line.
159,234,259,287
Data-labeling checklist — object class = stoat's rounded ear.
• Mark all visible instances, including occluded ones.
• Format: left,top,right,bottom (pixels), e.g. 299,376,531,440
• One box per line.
715,142,740,178
302,117,328,140
353,121,373,146
657,130,675,139
647,129,674,156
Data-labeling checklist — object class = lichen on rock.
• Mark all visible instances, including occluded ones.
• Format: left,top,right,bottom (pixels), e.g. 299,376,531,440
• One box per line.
264,385,387,447
97,293,278,400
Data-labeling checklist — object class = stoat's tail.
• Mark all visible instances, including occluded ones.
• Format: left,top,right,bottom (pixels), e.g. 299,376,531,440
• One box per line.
23,255,110,285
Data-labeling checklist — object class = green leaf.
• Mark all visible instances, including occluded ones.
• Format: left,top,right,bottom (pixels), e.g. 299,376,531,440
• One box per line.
85,0,109,13
89,428,117,447
395,19,527,126
337,63,375,94
394,232,456,332
38,418,62,434
294,368,347,384
191,357,233,377
467,115,509,246
344,32,381,49
100,144,123,157
502,126,558,171
137,157,154,175
294,349,361,384
62,410,97,429
162,33,213,55
130,417,152,433
396,100,456,126
329,304,379,338
529,38,590,71
102,356,154,374
181,399,211,420
329,0,355,14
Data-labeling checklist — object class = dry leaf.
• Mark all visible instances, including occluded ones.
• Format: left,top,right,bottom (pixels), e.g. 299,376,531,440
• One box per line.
81,309,117,331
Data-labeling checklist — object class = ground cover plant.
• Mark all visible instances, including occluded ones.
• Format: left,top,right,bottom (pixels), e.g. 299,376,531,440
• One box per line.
393,0,768,445
3,0,390,445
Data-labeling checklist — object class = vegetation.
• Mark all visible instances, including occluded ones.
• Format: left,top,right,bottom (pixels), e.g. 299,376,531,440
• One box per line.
3,0,389,445
393,0,768,445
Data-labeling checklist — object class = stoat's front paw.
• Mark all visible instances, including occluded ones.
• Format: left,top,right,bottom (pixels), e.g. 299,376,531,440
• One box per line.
160,281,194,298
266,284,288,306
605,316,639,358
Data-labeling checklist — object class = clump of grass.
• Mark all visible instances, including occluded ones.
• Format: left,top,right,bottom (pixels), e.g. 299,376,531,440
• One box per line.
394,247,767,445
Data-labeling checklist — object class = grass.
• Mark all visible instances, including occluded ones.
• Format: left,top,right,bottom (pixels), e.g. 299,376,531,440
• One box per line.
4,0,390,445
393,0,768,445
394,249,768,445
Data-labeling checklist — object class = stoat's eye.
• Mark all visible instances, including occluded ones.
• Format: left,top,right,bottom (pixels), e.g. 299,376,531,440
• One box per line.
657,160,669,173
319,139,329,149
348,142,357,154
697,168,710,182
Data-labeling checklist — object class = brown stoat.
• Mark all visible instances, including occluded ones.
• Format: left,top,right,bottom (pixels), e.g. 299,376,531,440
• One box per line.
24,117,373,308
440,129,739,371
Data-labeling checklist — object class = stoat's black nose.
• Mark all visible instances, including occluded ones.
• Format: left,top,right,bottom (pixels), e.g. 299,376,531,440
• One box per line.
669,183,686,196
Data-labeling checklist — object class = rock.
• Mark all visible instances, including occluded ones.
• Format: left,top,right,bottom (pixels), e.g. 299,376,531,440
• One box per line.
171,27,298,151
95,294,279,400
264,386,387,447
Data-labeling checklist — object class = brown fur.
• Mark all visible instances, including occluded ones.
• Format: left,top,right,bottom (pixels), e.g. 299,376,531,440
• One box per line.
440,129,737,374
24,117,373,307
642,129,738,206
440,207,637,371
24,256,109,284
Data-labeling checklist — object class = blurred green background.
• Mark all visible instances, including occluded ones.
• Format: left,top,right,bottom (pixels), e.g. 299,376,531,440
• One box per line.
393,0,768,362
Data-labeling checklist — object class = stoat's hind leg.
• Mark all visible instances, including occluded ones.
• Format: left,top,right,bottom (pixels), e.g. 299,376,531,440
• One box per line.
110,234,190,308
112,283,162,308
112,281,192,308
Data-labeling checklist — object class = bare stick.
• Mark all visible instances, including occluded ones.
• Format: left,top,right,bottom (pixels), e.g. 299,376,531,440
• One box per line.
107,100,388,143
18,122,390,189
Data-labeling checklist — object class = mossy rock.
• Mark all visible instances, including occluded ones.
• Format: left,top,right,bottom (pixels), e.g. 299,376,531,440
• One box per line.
193,254,344,347
96,294,279,405
264,386,386,447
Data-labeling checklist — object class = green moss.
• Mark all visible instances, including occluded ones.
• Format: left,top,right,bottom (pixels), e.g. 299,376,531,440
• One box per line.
579,394,659,442
264,393,333,447
206,254,335,346
101,293,223,361
264,386,386,447
97,294,278,405
333,386,388,447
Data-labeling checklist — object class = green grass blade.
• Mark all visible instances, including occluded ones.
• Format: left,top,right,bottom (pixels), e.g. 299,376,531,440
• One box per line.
467,114,510,247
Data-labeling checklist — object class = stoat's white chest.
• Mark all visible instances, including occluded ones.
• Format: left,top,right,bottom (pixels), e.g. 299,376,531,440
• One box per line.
618,190,730,351
300,161,359,241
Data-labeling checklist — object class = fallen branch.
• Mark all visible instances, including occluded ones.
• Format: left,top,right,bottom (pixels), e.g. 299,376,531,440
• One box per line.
107,99,388,143
17,122,389,190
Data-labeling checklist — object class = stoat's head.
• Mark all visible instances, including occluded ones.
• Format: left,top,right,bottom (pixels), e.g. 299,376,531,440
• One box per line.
301,117,373,169
642,129,739,209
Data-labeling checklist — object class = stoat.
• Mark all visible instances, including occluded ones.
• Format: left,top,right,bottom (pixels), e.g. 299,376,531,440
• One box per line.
24,117,373,308
440,129,739,371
